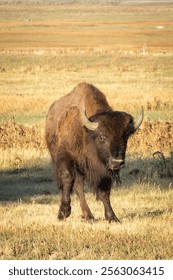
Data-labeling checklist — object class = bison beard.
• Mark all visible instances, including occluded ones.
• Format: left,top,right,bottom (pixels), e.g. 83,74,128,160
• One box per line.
45,82,144,222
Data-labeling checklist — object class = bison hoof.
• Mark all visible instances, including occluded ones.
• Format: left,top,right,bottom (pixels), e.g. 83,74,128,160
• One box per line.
108,217,121,223
106,213,121,223
58,205,71,220
82,212,95,221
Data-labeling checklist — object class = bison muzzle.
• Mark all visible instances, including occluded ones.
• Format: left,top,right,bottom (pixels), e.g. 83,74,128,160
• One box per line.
45,82,144,222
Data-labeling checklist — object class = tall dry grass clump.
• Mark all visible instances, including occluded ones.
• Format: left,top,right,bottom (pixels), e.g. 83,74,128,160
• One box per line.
0,117,172,161
128,120,173,157
0,117,45,150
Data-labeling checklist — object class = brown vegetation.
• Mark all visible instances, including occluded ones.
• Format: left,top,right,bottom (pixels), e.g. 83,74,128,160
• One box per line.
0,117,172,158
0,117,44,150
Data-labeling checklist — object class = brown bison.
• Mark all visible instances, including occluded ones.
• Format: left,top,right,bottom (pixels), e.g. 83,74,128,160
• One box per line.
45,82,144,222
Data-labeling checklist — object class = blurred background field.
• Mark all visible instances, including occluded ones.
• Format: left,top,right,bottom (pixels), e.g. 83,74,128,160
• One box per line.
0,1,173,260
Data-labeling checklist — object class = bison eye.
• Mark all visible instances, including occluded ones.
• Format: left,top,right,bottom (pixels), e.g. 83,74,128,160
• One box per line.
99,134,107,142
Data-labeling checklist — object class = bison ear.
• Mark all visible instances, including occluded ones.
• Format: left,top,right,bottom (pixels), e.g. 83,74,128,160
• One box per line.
133,106,144,131
81,104,98,131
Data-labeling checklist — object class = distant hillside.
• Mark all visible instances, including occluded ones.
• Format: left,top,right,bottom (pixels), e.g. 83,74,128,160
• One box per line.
0,0,173,5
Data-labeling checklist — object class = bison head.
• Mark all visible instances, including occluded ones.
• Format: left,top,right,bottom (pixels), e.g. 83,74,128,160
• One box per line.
82,107,144,172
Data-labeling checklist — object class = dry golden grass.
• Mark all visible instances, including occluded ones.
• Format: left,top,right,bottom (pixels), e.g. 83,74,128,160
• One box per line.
0,3,173,50
1,51,173,126
0,186,173,260
0,3,173,260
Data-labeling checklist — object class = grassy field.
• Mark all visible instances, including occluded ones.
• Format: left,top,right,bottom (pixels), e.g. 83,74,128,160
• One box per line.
0,3,173,260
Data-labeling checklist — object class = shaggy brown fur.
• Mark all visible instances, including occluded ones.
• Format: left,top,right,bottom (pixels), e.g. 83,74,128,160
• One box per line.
45,82,140,222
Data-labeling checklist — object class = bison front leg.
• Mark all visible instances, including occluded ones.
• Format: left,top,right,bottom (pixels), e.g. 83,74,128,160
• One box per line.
74,173,95,221
57,165,73,220
98,178,120,223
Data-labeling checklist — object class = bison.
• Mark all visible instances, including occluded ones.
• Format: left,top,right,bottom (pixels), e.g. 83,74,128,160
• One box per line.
45,82,144,222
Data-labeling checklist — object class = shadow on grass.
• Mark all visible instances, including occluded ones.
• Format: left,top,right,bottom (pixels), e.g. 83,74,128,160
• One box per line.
0,165,57,202
0,157,172,203
120,156,173,188
124,208,173,220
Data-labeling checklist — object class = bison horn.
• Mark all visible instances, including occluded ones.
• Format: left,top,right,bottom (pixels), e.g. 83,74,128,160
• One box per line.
81,104,98,131
134,106,144,131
